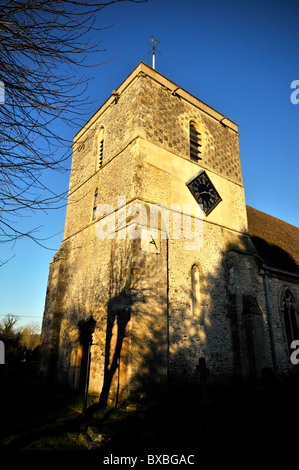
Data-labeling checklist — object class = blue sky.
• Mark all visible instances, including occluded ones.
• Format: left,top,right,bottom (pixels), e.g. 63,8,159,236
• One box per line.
0,0,298,331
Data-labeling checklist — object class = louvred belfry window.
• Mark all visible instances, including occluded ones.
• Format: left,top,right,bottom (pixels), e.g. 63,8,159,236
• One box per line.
98,139,103,169
189,122,202,161
97,128,104,170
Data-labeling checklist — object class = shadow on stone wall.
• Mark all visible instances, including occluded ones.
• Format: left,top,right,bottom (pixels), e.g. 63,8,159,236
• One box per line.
94,231,296,410
97,237,168,407
250,235,299,274
99,292,132,406
39,228,299,413
39,244,71,381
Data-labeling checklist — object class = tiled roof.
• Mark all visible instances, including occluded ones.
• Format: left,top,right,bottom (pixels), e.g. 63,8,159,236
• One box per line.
246,206,299,274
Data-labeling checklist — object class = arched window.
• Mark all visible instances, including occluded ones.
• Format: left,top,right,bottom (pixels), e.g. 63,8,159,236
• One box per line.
189,121,202,161
92,188,98,220
282,288,299,353
191,264,201,317
97,128,104,170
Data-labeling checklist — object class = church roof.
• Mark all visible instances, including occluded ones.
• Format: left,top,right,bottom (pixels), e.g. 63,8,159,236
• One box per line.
246,206,299,274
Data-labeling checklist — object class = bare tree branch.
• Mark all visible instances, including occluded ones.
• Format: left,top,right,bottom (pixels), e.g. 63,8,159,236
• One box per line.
0,0,147,246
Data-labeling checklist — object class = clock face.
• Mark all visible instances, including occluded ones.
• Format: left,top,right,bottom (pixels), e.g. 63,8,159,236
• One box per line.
186,170,222,215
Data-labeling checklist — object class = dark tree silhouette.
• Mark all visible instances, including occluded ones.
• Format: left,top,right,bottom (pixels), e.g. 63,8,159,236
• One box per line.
0,0,147,246
0,314,22,364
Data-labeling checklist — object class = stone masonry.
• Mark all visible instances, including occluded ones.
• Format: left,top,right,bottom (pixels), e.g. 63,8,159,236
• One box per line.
39,62,299,406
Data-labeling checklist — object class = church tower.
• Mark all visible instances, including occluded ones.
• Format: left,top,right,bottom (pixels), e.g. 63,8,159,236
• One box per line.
40,62,262,405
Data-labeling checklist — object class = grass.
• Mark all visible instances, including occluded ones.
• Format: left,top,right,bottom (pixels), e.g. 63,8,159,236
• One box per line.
0,368,92,450
22,432,87,451
2,365,299,455
0,367,154,451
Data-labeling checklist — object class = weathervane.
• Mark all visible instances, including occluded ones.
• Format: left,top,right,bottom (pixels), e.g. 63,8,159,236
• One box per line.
147,36,161,70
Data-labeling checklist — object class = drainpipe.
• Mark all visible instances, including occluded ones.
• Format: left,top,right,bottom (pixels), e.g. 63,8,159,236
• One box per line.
166,236,170,389
262,267,278,373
